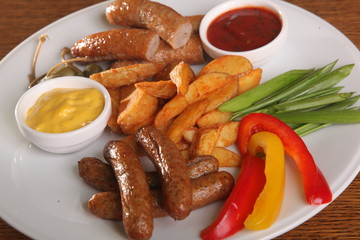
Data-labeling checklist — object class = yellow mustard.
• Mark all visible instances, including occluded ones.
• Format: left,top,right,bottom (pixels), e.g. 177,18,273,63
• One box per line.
26,88,104,133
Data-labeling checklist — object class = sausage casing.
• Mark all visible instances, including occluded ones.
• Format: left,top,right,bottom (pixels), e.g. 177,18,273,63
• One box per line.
78,155,219,191
88,171,235,220
71,28,160,61
135,126,192,220
106,0,192,49
103,140,153,240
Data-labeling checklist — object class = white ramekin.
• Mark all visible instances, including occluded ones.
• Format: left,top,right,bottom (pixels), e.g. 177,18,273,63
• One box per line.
15,76,111,154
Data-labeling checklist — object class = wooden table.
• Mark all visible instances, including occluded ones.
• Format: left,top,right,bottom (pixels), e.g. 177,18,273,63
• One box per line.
0,0,359,239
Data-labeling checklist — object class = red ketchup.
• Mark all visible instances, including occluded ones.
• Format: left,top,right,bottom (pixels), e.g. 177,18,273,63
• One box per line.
207,7,282,52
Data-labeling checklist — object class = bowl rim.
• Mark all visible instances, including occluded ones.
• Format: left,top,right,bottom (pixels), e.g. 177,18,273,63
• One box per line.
15,76,112,138
199,0,288,55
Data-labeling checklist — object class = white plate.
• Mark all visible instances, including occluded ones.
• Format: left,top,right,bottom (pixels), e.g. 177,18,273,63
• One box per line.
0,0,359,239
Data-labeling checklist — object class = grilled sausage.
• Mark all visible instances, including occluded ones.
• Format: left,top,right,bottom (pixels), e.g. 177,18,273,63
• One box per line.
88,171,235,220
110,35,204,70
78,157,118,191
151,35,204,65
106,0,192,49
103,140,153,240
186,15,204,34
135,125,192,220
78,155,219,191
71,28,160,61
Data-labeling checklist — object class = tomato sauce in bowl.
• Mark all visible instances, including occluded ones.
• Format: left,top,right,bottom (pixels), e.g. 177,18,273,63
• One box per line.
199,0,288,66
207,7,282,52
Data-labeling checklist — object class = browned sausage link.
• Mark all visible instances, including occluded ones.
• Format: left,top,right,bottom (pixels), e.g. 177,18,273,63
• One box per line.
88,171,235,220
106,0,192,49
186,15,204,34
71,29,160,61
103,140,153,240
187,155,219,179
151,35,205,66
78,155,219,191
135,125,192,220
78,157,118,191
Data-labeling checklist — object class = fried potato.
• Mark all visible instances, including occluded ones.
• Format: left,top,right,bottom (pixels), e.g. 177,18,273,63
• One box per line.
117,89,158,134
169,61,195,95
154,72,233,129
106,87,122,134
201,77,239,113
191,72,234,97
111,59,147,68
216,122,240,147
166,98,209,144
197,55,253,77
189,128,219,158
197,110,232,128
117,84,137,113
212,147,242,167
90,62,162,88
152,62,179,81
238,68,262,95
119,84,136,99
182,127,197,143
135,80,177,99
154,94,189,128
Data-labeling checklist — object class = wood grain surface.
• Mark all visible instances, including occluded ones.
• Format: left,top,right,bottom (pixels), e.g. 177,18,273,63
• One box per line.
0,0,359,239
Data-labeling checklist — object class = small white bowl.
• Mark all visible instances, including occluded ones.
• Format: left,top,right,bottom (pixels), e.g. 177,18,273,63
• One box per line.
200,0,288,66
15,76,111,154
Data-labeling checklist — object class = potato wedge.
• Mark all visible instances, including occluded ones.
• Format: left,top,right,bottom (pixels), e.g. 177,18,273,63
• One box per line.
189,128,219,158
117,89,158,134
169,61,195,95
197,55,253,77
119,84,136,99
106,87,122,134
197,110,232,128
166,98,209,144
201,76,239,112
152,62,179,81
111,59,146,68
238,68,262,95
191,72,235,97
216,121,240,147
154,72,234,129
90,62,162,88
212,147,242,167
135,80,177,99
154,94,189,128
182,127,197,143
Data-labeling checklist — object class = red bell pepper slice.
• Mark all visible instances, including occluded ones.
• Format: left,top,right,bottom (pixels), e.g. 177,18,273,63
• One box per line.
238,113,332,205
200,153,266,240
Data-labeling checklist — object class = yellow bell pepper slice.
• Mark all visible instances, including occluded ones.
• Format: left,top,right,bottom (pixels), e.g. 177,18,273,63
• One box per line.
244,131,286,230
